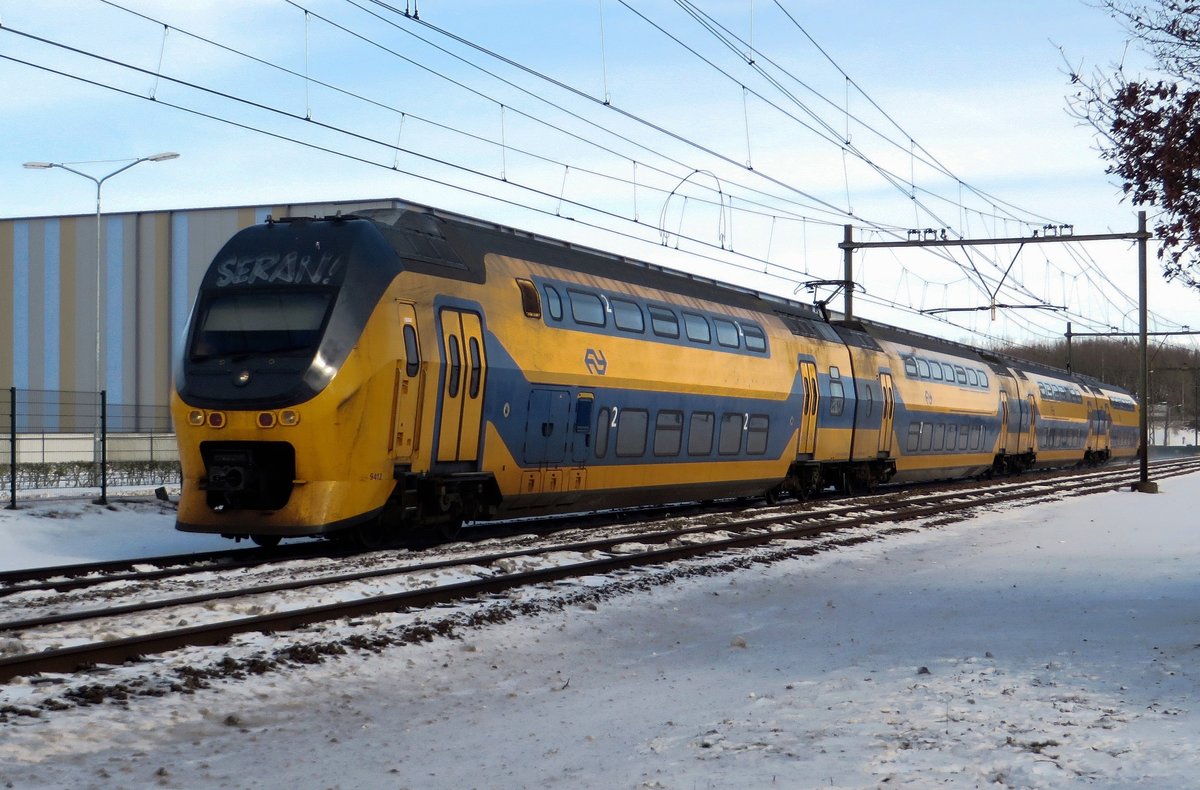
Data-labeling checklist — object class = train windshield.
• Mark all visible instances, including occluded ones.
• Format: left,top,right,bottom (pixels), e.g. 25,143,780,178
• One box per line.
190,290,333,359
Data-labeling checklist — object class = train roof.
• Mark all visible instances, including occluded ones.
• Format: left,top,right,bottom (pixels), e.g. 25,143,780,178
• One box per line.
352,206,829,323
283,205,1128,396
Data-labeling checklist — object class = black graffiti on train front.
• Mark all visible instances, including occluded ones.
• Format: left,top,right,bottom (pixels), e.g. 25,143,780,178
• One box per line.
213,251,344,287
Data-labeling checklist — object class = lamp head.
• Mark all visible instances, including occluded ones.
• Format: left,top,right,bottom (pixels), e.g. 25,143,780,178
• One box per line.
23,161,54,169
147,152,180,162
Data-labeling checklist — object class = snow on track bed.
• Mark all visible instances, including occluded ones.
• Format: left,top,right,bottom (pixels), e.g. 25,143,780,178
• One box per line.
2,459,1195,682
3,459,1194,694
1,470,1199,788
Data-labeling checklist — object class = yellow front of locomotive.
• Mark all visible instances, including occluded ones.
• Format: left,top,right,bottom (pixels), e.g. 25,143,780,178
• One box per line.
172,217,408,539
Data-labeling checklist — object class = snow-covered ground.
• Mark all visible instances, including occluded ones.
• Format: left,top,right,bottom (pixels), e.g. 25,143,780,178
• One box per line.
0,488,228,571
1,474,1199,788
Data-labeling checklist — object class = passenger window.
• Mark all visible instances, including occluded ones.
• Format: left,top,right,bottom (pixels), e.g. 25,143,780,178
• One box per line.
958,425,969,450
917,359,930,378
942,363,955,380
718,414,743,455
743,325,767,352
616,409,648,457
954,366,967,384
920,423,932,451
595,407,610,458
611,298,644,333
649,306,679,338
544,285,563,321
829,380,845,416
933,423,945,451
907,423,921,452
947,424,959,450
967,368,979,386
930,363,943,381
978,370,989,388
517,279,541,318
746,415,769,455
468,337,482,398
568,289,605,327
714,319,739,348
447,336,461,398
575,395,594,433
688,412,715,455
403,324,420,378
654,411,683,456
970,425,982,450
904,357,919,377
684,312,711,343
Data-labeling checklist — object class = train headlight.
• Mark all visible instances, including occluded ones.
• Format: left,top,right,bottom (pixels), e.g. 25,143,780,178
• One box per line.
279,410,300,426
257,412,277,429
207,412,226,429
187,410,205,426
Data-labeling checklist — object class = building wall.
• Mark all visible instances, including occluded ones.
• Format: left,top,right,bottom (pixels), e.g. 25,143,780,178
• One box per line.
1,198,401,409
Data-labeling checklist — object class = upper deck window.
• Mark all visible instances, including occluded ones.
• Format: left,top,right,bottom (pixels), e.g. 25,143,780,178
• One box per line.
714,318,739,348
649,306,680,338
684,312,711,343
743,324,767,352
612,298,644,333
544,285,563,321
568,289,605,327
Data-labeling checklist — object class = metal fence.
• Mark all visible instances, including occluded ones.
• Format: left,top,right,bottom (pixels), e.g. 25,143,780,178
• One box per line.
2,387,180,509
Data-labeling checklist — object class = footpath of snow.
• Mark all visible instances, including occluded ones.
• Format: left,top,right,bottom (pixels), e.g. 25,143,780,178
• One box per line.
1,475,1199,788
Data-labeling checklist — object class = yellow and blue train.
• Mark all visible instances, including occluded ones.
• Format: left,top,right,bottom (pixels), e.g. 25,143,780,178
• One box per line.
171,205,1140,546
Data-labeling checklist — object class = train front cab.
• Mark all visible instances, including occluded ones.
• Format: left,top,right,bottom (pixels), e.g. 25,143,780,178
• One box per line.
172,216,442,543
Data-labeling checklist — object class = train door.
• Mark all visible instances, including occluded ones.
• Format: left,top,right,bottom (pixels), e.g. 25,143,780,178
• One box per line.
524,388,571,465
570,394,594,464
436,309,488,464
1000,396,1010,452
877,372,895,456
1025,395,1037,452
390,302,424,461
797,360,819,456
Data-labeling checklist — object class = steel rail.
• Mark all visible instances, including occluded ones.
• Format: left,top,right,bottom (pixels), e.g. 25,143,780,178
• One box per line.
2,460,1196,684
2,458,1188,633
2,457,1183,597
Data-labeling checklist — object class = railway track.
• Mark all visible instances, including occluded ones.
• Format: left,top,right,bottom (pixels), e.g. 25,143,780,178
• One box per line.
2,457,1197,685
0,456,1181,598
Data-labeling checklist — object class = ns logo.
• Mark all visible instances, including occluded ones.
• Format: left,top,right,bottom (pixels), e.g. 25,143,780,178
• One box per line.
584,348,608,375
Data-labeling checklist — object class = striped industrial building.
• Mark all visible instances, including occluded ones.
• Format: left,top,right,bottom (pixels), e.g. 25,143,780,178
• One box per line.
1,198,401,415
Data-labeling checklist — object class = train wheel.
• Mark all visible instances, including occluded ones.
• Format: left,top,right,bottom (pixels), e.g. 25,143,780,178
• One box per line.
251,535,281,548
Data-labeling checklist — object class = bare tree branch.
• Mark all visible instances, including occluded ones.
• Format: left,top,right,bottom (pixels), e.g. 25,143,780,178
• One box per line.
1070,1,1200,288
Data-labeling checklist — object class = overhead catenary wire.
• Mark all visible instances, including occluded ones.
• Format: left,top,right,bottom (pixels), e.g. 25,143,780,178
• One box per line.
6,2,1178,351
357,0,1080,328
90,0,856,233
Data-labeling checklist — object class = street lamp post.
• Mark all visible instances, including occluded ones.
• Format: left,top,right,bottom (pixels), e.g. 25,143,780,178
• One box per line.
22,153,179,503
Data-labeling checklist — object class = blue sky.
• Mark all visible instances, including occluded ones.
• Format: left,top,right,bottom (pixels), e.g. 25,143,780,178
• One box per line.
2,0,1196,349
